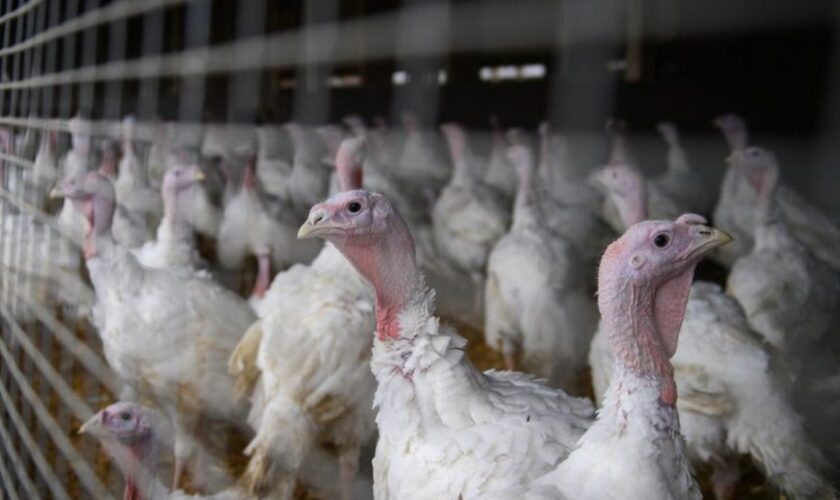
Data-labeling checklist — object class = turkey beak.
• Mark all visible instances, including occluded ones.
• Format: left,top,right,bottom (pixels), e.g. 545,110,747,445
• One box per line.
49,186,66,199
687,225,733,259
297,208,338,239
78,412,105,436
193,169,205,182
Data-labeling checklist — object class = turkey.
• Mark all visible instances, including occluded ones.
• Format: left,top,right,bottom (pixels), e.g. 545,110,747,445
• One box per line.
147,119,174,190
297,189,594,500
537,122,602,214
80,402,245,500
654,121,715,215
593,161,682,234
132,163,207,273
725,147,840,358
432,122,511,312
712,115,840,272
54,114,94,247
217,155,321,308
589,159,836,499
343,115,442,275
31,129,59,207
530,127,615,273
483,115,516,199
228,137,376,500
596,122,682,233
98,142,153,249
484,141,597,391
527,215,731,500
284,122,332,217
254,123,293,202
115,116,162,229
394,111,450,192
54,171,255,489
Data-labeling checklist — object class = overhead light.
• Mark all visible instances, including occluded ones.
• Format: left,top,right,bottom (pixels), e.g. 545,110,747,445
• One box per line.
438,70,448,85
392,70,409,85
521,64,546,79
329,74,363,88
496,65,518,79
478,63,548,82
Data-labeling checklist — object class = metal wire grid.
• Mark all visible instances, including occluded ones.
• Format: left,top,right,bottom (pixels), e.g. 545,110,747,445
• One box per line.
0,0,216,497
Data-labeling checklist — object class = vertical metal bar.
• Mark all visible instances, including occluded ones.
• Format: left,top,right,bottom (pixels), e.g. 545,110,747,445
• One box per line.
227,0,266,123
102,7,125,120
137,4,164,121
57,0,79,120
293,0,338,124
390,0,449,126
178,0,212,124
78,0,100,116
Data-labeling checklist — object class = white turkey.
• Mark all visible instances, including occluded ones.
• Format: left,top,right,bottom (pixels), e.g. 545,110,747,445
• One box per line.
537,121,602,214
343,115,442,274
484,141,597,391
132,163,207,273
482,115,516,199
588,159,836,499
80,402,245,500
54,171,255,489
712,115,840,272
654,121,715,215
394,111,450,192
431,122,510,312
297,189,594,500
115,116,162,228
54,115,94,247
596,122,682,233
31,129,59,207
217,156,321,308
228,137,376,500
97,142,153,249
530,126,615,273
725,147,840,358
528,215,731,500
593,161,682,234
284,122,332,216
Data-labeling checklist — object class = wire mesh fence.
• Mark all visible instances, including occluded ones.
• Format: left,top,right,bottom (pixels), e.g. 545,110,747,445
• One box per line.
0,0,839,498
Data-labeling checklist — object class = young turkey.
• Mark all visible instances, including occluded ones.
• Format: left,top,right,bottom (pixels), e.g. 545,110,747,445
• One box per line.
654,121,715,216
711,113,754,267
725,147,840,358
484,142,597,391
588,161,836,499
297,189,594,500
595,122,682,233
228,137,376,500
432,122,511,312
482,115,517,200
132,163,207,273
54,171,255,489
537,121,602,214
80,402,245,500
528,215,731,500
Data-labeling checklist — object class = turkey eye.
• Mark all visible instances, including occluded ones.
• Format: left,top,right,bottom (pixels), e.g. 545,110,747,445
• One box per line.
347,202,361,213
653,233,670,248
120,412,131,421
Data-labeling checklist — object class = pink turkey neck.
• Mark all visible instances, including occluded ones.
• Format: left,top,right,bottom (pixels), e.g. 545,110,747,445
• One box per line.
81,193,116,259
335,215,418,341
614,175,648,228
336,148,363,191
598,249,693,406
104,431,158,500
